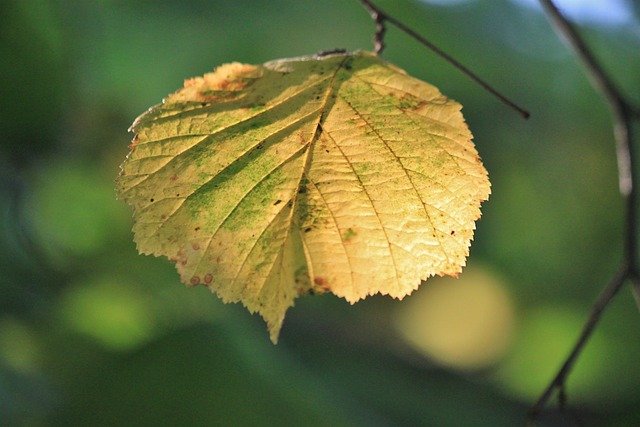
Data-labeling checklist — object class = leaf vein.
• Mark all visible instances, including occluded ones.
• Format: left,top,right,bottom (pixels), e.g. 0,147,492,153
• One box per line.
339,96,453,267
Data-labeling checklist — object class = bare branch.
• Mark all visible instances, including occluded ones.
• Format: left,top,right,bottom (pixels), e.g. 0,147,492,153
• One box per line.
528,0,640,423
359,0,387,53
527,266,629,425
357,0,530,118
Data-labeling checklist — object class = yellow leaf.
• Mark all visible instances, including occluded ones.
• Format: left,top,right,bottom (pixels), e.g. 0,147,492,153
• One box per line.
117,51,490,343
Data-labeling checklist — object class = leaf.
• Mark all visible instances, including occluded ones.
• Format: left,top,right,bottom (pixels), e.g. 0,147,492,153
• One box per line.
117,51,490,343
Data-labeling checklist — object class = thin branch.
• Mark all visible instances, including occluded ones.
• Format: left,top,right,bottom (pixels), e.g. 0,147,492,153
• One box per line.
528,0,640,423
538,0,637,199
527,266,629,425
359,0,387,54
634,278,640,308
358,0,530,119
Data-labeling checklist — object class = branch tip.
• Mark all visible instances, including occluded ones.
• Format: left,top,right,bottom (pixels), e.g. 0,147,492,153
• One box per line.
357,0,529,118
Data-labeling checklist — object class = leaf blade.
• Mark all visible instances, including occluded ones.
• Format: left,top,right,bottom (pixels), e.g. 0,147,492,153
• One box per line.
117,51,490,342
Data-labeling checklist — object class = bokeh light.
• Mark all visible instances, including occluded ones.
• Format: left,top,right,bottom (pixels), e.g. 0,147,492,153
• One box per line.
26,159,130,263
0,318,40,374
57,277,156,350
394,266,516,370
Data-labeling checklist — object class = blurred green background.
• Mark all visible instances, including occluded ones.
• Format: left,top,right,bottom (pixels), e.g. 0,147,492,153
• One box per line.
1,0,639,425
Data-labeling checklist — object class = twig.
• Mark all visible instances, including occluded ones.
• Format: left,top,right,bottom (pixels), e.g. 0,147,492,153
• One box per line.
527,0,640,424
527,266,629,424
358,0,530,119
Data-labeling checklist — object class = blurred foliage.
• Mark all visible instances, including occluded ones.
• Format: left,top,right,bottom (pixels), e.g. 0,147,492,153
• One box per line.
1,0,639,426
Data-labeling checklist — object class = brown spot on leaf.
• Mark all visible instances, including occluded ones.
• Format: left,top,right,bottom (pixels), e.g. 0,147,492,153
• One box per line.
192,242,200,250
170,174,179,181
175,63,263,103
204,274,213,284
128,135,139,150
171,249,188,267
313,276,330,292
389,91,427,111
190,276,200,286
